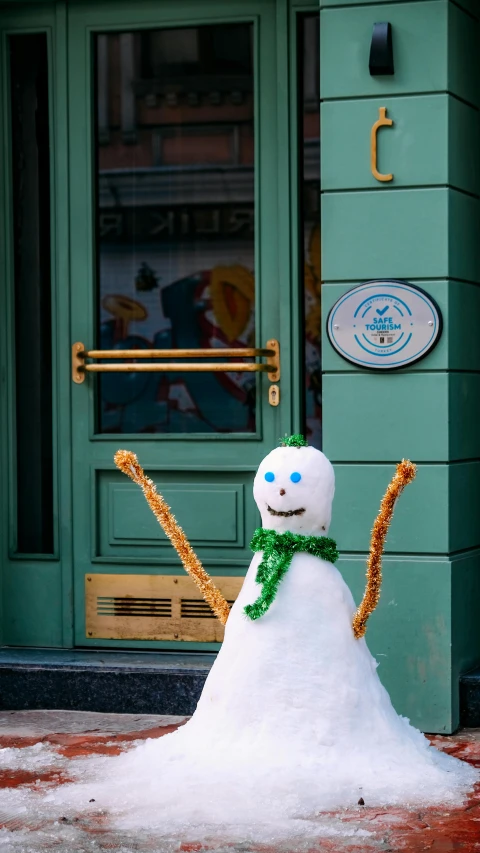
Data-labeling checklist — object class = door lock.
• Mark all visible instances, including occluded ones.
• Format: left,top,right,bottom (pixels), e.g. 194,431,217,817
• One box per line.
268,384,280,406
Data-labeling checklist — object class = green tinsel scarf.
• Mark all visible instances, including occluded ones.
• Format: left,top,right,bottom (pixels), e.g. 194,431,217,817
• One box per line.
244,528,339,620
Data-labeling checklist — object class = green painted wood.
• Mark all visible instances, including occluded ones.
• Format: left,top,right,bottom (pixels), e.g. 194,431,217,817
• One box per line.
320,0,439,4
285,2,320,437
323,373,449,462
0,3,71,647
447,282,480,372
332,462,480,555
0,0,302,654
321,95,448,192
3,563,63,646
330,464,449,554
322,189,480,283
322,189,449,282
448,2,480,108
67,0,293,649
449,464,480,552
97,469,259,564
52,1,74,648
339,556,454,733
320,0,477,23
444,0,480,736
0,0,475,737
324,373,480,464
448,191,480,285
452,550,480,727
285,0,303,434
448,97,480,198
449,373,480,461
0,13,8,645
111,486,239,544
320,2,448,101
322,94,480,196
322,280,449,373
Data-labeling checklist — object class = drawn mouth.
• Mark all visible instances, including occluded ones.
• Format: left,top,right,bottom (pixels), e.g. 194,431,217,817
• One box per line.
267,505,305,518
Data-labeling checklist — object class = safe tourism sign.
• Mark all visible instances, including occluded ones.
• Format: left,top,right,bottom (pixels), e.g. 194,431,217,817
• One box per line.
327,281,442,370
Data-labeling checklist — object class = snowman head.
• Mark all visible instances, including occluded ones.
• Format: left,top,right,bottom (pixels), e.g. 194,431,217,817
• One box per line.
253,435,335,536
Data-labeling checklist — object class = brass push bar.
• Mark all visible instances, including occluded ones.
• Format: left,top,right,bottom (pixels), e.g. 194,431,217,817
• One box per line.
72,340,280,384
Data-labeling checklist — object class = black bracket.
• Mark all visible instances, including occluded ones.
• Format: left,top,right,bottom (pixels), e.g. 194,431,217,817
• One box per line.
369,22,394,76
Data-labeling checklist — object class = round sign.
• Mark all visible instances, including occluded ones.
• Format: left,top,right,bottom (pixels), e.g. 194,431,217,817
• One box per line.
327,280,442,370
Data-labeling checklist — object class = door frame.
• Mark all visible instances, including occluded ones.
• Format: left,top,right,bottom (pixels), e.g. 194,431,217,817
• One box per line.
0,1,73,647
0,0,319,650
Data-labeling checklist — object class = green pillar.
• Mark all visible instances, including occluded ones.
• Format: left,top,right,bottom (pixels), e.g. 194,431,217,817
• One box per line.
320,0,480,732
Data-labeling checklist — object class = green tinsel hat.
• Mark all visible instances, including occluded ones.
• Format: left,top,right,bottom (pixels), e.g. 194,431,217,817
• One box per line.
279,434,308,448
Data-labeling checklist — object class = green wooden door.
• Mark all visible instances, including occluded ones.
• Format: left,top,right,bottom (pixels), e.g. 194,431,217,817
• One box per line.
68,0,293,648
0,0,318,650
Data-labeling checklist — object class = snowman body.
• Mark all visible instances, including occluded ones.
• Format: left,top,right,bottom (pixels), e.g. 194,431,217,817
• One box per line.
191,549,382,755
64,442,477,825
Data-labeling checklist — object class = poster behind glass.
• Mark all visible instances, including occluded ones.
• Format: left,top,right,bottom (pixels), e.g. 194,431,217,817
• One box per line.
95,25,255,434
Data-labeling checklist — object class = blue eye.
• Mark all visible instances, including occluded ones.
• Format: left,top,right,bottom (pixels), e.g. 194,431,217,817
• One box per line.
264,471,275,483
290,472,302,483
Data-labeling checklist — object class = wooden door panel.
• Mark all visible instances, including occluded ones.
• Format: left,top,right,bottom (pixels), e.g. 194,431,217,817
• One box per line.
68,0,289,647
95,469,256,564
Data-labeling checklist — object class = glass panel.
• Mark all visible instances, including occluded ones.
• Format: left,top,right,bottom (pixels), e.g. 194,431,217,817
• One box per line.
299,14,321,449
9,34,54,554
94,24,255,434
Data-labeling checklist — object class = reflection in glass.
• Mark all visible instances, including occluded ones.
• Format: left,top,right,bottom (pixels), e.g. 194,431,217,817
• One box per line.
9,34,54,554
94,24,255,434
299,15,321,449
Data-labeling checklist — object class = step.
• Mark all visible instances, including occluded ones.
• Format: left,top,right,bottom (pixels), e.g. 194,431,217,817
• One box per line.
0,648,215,716
2,648,478,725
460,666,480,728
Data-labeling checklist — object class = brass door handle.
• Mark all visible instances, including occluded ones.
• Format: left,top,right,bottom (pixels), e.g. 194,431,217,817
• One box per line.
371,106,393,182
72,340,280,384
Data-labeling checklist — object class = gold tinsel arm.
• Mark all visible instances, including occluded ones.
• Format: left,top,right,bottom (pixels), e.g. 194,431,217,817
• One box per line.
114,450,231,626
352,459,416,640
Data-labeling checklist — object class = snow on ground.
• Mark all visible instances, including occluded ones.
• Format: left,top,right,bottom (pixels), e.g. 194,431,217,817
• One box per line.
0,714,479,852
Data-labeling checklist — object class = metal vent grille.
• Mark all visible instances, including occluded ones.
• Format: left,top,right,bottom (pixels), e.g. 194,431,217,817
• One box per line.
181,599,236,619
85,574,244,642
97,597,172,618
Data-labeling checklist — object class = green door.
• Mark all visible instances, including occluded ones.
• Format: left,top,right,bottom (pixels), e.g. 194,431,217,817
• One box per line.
0,0,320,650
68,0,293,649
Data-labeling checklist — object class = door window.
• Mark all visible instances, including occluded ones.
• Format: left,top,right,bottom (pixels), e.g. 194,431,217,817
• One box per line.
94,23,256,435
9,33,54,553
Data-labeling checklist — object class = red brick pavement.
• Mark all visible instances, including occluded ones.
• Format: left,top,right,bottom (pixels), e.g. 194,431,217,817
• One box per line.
0,719,479,851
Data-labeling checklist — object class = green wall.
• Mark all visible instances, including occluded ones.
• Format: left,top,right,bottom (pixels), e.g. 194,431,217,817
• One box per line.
2,0,479,734
321,0,480,732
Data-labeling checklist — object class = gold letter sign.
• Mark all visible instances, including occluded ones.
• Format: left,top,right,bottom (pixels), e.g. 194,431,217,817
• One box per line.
371,106,393,182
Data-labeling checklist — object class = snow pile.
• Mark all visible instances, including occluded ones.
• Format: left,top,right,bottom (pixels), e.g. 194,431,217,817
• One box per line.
0,813,374,853
35,548,478,840
0,742,65,773
1,444,477,847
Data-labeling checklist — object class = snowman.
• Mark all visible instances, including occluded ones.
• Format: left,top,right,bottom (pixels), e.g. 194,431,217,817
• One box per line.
52,438,478,833
138,436,474,805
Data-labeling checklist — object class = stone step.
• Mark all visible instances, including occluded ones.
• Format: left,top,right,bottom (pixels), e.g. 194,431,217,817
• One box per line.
460,666,480,728
2,648,478,726
0,648,214,716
